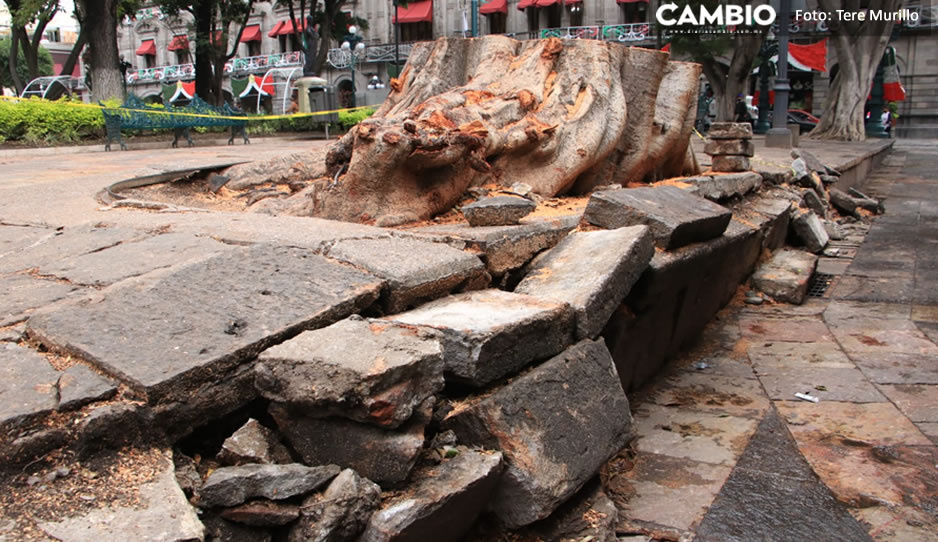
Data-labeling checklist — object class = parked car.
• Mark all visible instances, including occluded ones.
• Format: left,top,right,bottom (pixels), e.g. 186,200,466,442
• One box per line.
788,109,820,133
765,109,821,133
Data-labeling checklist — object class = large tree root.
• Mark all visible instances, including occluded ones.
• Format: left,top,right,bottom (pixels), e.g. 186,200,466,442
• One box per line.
225,36,702,224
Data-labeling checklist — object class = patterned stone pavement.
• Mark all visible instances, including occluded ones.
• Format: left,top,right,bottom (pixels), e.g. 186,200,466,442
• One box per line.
612,140,938,541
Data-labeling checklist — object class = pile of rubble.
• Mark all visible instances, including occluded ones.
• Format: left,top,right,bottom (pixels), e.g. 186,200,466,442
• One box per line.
1,123,884,542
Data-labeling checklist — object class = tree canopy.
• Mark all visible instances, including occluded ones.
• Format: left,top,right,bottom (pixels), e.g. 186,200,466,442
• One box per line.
0,36,53,91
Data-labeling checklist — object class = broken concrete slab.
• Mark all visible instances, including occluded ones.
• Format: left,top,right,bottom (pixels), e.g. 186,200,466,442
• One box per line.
751,248,819,305
219,501,301,526
57,363,117,411
199,463,340,508
38,453,205,542
791,211,829,253
37,232,232,287
0,343,59,430
270,399,432,486
325,237,487,313
289,468,381,542
704,139,755,157
682,172,762,201
359,449,503,542
27,245,384,404
443,340,631,528
740,195,793,252
515,226,654,339
0,274,83,327
217,418,293,466
0,223,146,274
584,186,732,249
520,482,618,542
711,155,751,172
401,216,579,277
256,316,444,428
708,122,753,139
0,224,54,258
0,324,25,342
461,196,536,226
386,289,574,387
801,189,827,218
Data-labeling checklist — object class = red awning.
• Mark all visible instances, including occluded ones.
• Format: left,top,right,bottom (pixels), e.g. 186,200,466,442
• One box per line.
277,18,307,35
536,0,560,6
517,0,536,9
240,24,261,42
616,0,649,3
480,0,507,14
136,39,156,56
394,0,433,23
167,35,189,51
788,39,828,73
267,21,284,37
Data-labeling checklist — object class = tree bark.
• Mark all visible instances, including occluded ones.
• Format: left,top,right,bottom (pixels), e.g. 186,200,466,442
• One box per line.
194,1,218,104
8,30,24,94
810,0,900,140
79,0,122,102
227,36,702,224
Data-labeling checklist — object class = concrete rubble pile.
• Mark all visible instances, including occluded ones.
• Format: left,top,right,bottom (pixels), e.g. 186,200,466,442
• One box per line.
0,123,884,541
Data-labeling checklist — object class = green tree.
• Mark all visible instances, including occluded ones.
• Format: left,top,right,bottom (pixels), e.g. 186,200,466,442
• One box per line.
666,0,769,121
0,36,53,92
160,0,255,105
277,0,367,77
810,0,901,140
3,0,58,94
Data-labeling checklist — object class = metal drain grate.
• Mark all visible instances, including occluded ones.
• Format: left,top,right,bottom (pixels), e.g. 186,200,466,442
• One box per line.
807,273,835,298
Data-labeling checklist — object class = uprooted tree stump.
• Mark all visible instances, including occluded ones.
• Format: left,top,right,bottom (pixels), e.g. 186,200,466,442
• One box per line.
225,36,702,224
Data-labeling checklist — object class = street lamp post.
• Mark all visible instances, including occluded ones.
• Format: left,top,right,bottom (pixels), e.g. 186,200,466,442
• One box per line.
341,26,366,107
765,0,793,148
755,37,778,135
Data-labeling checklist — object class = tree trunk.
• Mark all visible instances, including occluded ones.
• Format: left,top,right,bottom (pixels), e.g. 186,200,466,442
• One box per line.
8,31,24,94
810,0,900,140
79,0,122,102
195,1,218,104
227,36,702,224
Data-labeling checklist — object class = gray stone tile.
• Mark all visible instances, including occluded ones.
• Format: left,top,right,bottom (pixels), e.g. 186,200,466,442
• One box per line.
757,366,887,403
0,274,84,326
0,343,59,429
877,384,938,422
631,404,758,466
851,351,938,384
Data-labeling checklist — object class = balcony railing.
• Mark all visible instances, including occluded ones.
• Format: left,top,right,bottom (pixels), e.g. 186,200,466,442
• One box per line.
127,51,304,84
905,4,938,27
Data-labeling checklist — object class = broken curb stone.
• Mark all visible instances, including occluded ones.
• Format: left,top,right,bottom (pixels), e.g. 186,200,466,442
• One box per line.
27,245,384,404
56,364,117,411
199,463,340,508
256,317,444,428
386,289,574,387
359,449,504,542
443,339,632,528
682,172,762,201
461,196,537,227
707,122,753,139
704,139,755,157
219,501,301,527
711,155,751,172
0,343,60,430
516,226,654,340
270,399,432,486
791,210,830,253
218,418,293,466
325,237,487,313
289,468,381,542
751,248,819,305
584,185,732,249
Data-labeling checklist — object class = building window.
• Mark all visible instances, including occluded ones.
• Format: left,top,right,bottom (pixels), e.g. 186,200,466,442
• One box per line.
400,22,432,42
144,54,156,68
568,3,584,27
247,40,261,57
527,8,538,33
620,1,648,24
176,51,190,64
546,4,562,28
487,12,507,34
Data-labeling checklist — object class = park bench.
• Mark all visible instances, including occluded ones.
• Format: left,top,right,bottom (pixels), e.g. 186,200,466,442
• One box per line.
101,95,249,151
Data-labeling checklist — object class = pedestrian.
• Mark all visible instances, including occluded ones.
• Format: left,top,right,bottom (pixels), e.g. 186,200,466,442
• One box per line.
734,94,751,125
881,106,892,138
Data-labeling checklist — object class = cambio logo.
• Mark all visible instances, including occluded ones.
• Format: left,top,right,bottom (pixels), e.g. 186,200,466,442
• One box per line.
656,2,777,26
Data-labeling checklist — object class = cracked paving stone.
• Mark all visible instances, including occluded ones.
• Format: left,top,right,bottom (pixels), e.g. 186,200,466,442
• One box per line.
0,343,59,429
851,505,938,541
757,366,887,403
748,340,854,369
611,452,732,533
0,274,84,327
776,401,933,448
36,232,232,287
876,384,938,423
850,352,938,385
644,371,769,419
737,316,834,343
0,223,145,274
27,245,384,403
631,404,758,467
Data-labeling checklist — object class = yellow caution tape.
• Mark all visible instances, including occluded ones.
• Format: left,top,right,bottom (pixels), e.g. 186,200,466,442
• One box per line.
692,127,708,141
0,94,376,122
